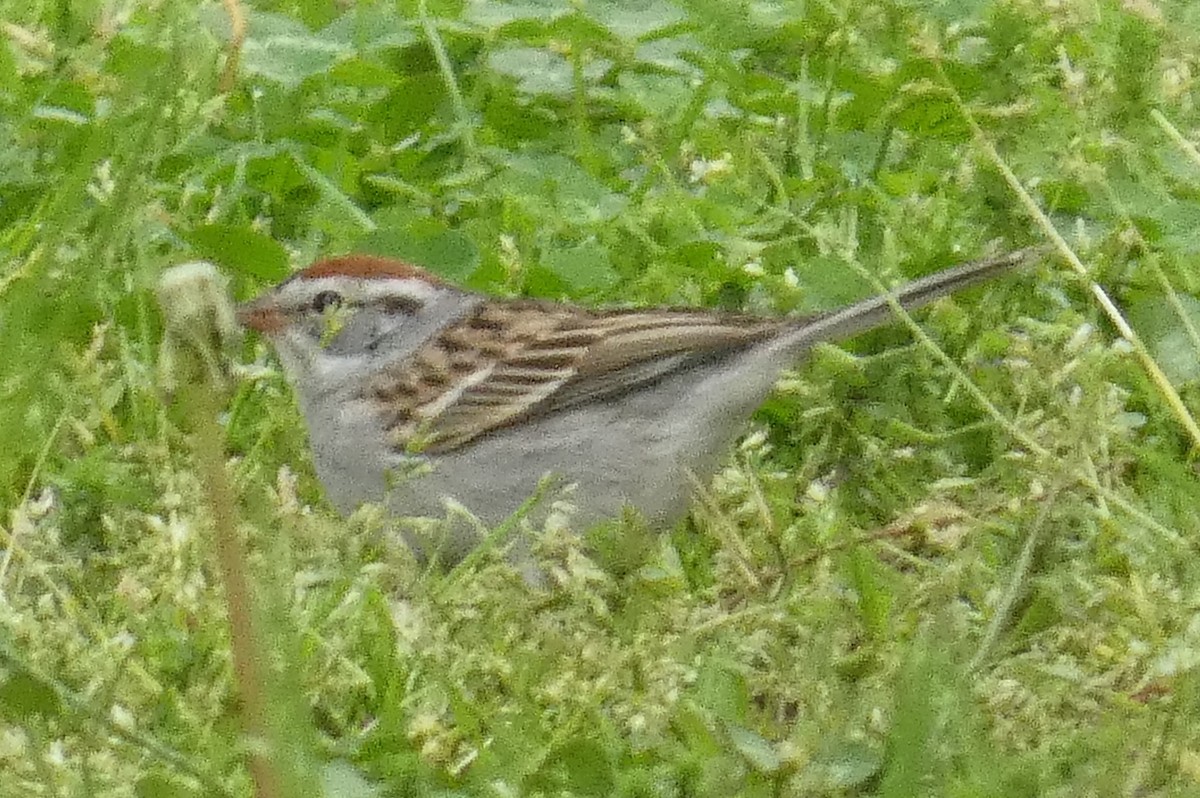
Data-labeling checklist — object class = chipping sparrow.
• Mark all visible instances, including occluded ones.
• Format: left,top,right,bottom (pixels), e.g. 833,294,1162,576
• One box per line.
234,248,1037,569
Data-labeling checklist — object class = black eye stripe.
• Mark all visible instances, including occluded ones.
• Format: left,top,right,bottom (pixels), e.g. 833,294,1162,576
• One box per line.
311,290,343,312
377,294,424,315
303,290,422,315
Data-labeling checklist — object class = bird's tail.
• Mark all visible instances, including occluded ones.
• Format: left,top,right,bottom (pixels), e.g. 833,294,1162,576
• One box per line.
783,246,1044,348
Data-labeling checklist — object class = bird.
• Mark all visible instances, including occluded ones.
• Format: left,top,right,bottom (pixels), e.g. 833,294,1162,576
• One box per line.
234,247,1037,571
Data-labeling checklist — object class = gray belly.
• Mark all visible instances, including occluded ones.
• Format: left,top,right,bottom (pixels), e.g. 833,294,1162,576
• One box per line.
306,338,802,567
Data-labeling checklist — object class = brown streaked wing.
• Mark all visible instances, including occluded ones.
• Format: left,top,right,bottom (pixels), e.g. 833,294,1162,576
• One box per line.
577,310,782,376
387,302,782,453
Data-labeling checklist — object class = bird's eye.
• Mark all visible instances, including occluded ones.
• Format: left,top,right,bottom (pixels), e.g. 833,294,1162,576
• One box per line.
311,291,343,312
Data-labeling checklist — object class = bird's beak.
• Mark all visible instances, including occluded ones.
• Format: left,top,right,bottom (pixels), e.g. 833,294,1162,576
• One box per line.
235,297,286,335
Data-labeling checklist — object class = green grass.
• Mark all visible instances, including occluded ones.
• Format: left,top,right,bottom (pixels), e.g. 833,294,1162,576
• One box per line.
2,0,1200,795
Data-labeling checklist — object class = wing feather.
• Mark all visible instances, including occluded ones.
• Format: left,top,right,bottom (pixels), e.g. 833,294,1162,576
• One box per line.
367,301,781,453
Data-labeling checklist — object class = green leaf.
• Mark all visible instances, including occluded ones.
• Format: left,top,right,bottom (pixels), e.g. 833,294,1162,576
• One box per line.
692,659,749,724
321,7,417,50
1128,292,1200,385
487,47,575,97
791,255,873,314
321,760,380,798
357,224,480,281
531,737,616,797
135,772,201,798
464,0,573,28
1155,204,1200,255
672,701,722,756
542,239,619,292
0,671,63,721
617,72,694,116
794,740,883,791
184,224,291,281
587,0,687,40
241,31,351,89
725,724,781,773
845,547,893,639
328,57,403,89
890,91,968,141
495,153,628,226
